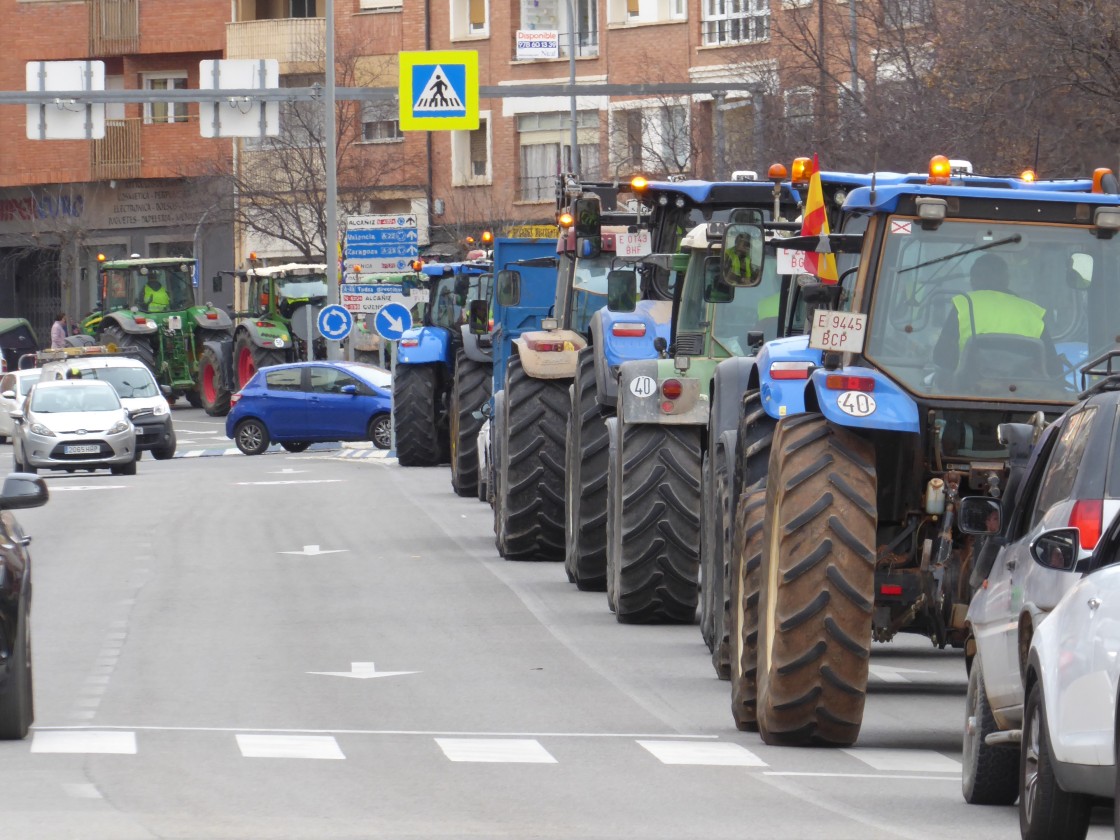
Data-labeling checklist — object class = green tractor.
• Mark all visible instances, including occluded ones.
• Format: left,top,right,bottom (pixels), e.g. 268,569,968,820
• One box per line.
81,256,234,416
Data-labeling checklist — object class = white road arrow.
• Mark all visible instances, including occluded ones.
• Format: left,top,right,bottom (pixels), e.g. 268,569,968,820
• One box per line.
307,662,420,679
868,665,935,684
279,545,348,556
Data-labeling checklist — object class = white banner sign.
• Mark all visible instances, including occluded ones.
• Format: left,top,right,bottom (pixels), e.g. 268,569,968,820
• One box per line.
516,30,559,60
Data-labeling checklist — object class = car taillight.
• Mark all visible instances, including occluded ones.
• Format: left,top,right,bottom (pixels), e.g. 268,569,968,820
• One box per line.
661,379,683,400
230,392,241,406
826,374,875,392
1069,499,1104,550
400,338,419,348
612,322,647,338
770,361,814,380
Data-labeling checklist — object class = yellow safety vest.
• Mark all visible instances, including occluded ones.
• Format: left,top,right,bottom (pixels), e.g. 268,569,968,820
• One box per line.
144,285,170,312
728,251,751,279
953,290,1045,352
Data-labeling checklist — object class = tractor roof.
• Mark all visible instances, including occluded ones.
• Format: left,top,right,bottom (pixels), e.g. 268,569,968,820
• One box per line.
100,258,196,269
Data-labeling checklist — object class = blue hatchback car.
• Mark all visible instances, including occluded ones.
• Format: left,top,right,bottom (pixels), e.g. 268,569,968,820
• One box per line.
226,361,393,455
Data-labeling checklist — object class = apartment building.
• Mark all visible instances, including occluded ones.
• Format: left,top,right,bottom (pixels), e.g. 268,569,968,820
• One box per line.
0,0,928,340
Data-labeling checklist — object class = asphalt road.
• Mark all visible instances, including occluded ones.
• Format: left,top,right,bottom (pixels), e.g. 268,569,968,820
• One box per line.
0,414,1111,839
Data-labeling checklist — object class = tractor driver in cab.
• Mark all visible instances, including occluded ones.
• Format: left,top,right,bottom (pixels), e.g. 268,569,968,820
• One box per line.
141,275,170,313
932,253,1063,387
723,233,753,285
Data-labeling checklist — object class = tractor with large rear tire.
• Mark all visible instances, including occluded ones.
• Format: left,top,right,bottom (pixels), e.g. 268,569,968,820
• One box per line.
80,256,233,416
726,157,1120,747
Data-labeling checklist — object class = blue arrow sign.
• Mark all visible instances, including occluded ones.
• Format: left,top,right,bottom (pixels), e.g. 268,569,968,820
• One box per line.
345,245,419,259
317,304,354,341
346,229,419,244
374,302,413,340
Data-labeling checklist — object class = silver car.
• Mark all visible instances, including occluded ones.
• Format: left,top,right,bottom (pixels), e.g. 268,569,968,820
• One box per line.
12,380,137,475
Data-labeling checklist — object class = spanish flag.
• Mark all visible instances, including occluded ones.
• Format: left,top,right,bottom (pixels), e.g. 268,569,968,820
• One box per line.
799,155,839,284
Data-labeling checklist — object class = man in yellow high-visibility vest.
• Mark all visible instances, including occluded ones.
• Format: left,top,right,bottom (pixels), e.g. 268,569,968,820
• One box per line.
142,277,170,312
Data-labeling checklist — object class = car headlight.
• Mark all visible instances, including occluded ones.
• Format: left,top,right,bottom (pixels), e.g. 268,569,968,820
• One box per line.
152,402,168,416
106,421,130,435
29,423,55,437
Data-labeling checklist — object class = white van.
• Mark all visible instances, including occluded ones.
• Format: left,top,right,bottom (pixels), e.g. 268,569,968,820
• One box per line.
40,355,175,459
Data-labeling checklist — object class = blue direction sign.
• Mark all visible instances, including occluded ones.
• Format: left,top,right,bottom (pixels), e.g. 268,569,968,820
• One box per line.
374,302,413,341
317,304,354,341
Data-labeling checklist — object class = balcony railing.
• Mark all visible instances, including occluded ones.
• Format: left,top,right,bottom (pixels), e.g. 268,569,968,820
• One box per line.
91,118,141,181
226,18,326,66
88,0,139,55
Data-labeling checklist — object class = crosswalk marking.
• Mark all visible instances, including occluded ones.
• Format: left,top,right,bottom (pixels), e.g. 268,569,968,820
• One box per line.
32,730,136,754
236,734,345,760
842,748,961,773
435,738,557,763
638,740,768,767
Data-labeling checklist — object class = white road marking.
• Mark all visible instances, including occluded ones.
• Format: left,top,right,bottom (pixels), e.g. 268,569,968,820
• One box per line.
48,485,127,492
435,738,557,763
62,783,102,799
842,748,961,773
278,544,348,556
236,734,345,760
307,662,420,679
272,468,307,474
638,740,768,767
34,724,716,739
764,772,959,781
238,480,343,486
867,665,936,683
32,730,137,754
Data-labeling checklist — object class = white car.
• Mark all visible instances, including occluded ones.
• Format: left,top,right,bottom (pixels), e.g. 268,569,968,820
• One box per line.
0,370,40,443
960,389,1120,806
1021,521,1120,840
12,380,137,475
40,354,175,459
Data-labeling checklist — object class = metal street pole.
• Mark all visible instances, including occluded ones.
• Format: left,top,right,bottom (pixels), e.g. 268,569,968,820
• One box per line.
324,0,341,360
566,0,580,179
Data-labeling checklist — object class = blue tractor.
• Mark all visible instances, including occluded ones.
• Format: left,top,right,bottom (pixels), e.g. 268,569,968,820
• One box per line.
392,260,492,468
725,159,1120,745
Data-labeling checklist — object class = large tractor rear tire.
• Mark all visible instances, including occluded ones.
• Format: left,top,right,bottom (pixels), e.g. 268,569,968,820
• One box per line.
234,332,285,389
393,364,444,467
197,344,231,417
733,389,776,511
756,414,876,747
497,356,569,561
612,423,702,624
449,350,491,497
605,418,620,614
99,324,156,374
730,486,766,731
564,347,608,591
701,438,734,679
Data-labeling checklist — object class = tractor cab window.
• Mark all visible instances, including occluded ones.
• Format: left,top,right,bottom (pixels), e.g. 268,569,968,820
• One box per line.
103,270,131,309
569,255,610,334
710,251,785,356
430,275,464,329
865,217,1118,402
131,266,193,311
277,275,328,302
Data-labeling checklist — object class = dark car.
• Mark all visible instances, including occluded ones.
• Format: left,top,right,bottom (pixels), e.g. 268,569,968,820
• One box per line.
0,473,49,739
226,361,393,455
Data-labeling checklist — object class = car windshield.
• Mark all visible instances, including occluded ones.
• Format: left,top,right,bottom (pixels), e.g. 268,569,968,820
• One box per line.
340,362,391,389
864,217,1120,402
79,366,159,398
31,384,120,413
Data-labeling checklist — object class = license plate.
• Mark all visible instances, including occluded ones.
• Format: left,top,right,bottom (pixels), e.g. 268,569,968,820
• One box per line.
809,310,868,354
64,444,100,455
616,230,652,258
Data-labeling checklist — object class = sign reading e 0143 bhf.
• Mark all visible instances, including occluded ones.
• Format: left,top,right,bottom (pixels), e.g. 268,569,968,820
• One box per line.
398,50,479,132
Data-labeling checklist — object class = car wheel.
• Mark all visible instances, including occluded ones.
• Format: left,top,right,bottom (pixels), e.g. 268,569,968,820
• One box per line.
962,660,1019,804
235,419,270,456
281,442,310,453
0,602,33,739
369,414,391,450
1020,681,1091,840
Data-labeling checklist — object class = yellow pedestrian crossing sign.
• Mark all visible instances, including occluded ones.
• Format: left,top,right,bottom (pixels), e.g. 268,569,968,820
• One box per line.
399,51,479,131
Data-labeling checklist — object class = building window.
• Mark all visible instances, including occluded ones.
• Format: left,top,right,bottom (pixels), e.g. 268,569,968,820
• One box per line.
884,0,932,28
290,0,317,18
143,73,188,124
517,111,600,202
609,0,688,23
361,101,403,142
609,103,690,176
358,0,400,9
451,0,488,38
521,0,598,56
701,0,769,46
452,115,491,186
783,87,815,128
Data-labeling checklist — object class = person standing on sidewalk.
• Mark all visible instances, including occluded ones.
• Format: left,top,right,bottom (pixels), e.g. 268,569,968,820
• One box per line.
50,312,68,349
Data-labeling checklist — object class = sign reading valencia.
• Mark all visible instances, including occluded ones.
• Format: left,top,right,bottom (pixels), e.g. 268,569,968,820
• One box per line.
398,50,479,131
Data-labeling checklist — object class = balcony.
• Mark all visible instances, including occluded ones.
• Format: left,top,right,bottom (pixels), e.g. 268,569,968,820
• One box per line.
226,18,326,72
88,0,140,56
91,118,141,181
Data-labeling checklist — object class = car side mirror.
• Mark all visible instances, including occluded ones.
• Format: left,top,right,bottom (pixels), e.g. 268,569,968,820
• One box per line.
10,412,23,423
1029,528,1081,572
1,391,14,400
468,299,490,335
160,385,172,397
0,473,48,510
958,496,1003,535
607,270,638,313
340,384,358,395
212,274,223,293
497,270,521,307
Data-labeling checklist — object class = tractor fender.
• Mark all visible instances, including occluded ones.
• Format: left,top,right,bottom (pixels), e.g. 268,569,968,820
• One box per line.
590,300,673,410
191,308,233,330
710,356,760,440
236,321,291,351
201,334,234,387
756,334,820,422
618,358,708,426
807,366,920,433
459,325,492,364
101,311,160,337
513,330,585,379
398,326,453,366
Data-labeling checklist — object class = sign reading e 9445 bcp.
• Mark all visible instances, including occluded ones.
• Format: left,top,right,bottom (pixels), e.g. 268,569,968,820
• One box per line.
809,311,867,354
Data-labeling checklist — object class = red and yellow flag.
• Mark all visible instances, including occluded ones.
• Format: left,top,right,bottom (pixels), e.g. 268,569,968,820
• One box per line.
799,155,839,284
